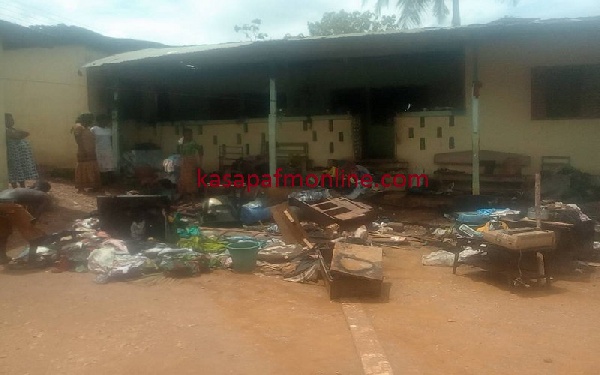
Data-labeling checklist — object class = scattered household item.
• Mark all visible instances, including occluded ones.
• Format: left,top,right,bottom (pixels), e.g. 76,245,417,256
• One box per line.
288,189,331,204
318,242,383,300
239,200,272,225
291,197,375,227
422,249,483,267
476,219,508,233
456,224,483,238
527,206,550,220
270,202,313,248
227,240,261,273
422,250,456,267
482,228,556,251
97,195,170,241
202,196,239,225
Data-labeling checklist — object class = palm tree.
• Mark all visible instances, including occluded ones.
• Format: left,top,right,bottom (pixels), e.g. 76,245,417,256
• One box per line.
371,0,517,28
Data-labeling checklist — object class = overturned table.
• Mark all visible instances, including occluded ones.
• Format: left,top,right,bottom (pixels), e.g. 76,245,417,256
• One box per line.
453,228,556,287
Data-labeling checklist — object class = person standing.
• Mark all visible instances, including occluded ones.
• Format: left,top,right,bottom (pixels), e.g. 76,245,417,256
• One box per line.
90,114,115,184
73,113,101,193
5,113,39,188
177,128,202,200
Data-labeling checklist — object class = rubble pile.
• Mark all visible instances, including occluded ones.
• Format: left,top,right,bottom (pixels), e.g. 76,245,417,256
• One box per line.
6,179,599,294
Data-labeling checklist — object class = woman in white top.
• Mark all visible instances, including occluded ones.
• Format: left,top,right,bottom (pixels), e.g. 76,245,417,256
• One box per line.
90,114,115,184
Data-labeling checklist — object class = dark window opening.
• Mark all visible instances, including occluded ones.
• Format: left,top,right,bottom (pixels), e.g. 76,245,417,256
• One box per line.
532,64,600,119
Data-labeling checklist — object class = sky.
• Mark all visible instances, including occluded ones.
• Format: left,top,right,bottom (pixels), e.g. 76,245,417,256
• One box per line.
1,0,599,46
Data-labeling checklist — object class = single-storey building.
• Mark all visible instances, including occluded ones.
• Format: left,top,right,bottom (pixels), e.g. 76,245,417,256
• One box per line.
83,16,600,194
0,20,163,186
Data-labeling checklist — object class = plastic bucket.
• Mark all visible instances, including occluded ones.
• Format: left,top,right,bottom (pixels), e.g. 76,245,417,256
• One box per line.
227,240,260,273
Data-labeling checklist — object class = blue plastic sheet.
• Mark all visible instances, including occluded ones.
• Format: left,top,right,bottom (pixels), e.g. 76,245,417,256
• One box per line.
239,201,272,225
456,208,516,224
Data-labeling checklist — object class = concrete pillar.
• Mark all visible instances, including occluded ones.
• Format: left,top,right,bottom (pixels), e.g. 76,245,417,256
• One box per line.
268,78,277,179
471,46,481,196
0,37,8,188
112,88,120,174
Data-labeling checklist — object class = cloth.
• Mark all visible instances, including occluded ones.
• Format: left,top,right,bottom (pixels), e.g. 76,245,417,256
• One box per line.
75,161,101,190
163,159,175,173
73,124,101,189
163,155,181,173
6,134,39,183
90,126,115,172
0,203,46,241
178,156,199,194
0,188,50,219
73,124,97,162
475,208,520,217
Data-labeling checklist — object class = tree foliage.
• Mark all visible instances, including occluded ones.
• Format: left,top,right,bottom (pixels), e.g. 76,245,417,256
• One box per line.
234,19,268,41
308,10,400,36
369,0,519,28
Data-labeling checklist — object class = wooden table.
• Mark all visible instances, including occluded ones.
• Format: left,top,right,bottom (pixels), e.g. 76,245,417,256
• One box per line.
453,243,553,287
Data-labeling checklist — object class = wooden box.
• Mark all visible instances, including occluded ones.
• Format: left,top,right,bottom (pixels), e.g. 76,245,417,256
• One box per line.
317,242,384,300
482,228,556,250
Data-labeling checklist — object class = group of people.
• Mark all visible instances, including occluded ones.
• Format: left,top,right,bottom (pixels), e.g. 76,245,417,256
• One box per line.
1,114,203,266
2,113,51,265
72,113,115,193
4,112,115,193
0,112,115,266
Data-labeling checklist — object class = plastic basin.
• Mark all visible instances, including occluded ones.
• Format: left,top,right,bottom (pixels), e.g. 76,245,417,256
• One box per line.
227,241,260,273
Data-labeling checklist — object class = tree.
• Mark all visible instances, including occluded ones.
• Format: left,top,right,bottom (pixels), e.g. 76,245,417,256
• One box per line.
369,0,518,28
234,19,268,41
308,10,400,36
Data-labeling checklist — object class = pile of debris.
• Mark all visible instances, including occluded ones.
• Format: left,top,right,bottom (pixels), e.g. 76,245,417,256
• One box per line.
6,187,399,300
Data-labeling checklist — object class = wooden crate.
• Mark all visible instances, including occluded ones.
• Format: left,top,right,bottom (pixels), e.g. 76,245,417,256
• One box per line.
482,228,556,251
318,242,384,300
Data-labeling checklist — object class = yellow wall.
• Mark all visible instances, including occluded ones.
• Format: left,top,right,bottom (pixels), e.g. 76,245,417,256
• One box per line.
125,116,354,172
396,33,600,175
3,46,106,171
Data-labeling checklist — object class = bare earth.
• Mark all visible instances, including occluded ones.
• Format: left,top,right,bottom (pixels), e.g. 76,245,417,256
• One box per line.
1,181,599,375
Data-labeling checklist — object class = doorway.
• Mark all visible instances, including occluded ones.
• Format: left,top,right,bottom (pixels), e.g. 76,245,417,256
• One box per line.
331,86,427,159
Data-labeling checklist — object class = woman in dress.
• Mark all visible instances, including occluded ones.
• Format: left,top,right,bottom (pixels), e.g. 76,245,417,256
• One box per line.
5,113,39,188
73,113,101,193
90,114,115,184
177,128,202,200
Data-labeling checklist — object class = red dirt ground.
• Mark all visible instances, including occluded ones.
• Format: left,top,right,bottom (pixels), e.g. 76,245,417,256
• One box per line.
1,180,599,374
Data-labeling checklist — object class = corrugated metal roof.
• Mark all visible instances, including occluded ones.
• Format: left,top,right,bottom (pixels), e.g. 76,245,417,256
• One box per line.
83,16,600,69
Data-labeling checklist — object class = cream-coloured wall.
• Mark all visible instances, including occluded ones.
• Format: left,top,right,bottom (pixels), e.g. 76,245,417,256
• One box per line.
395,112,470,174
396,33,600,175
126,115,354,172
0,37,8,188
3,46,106,170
